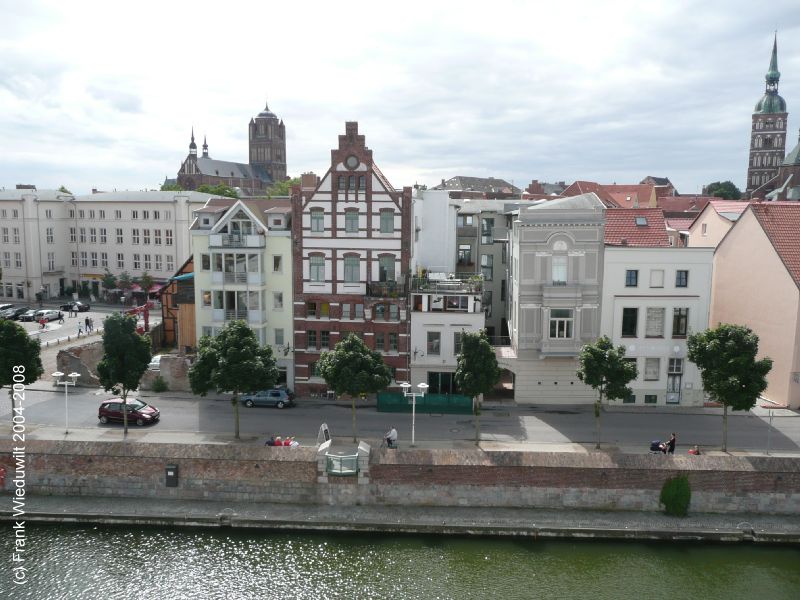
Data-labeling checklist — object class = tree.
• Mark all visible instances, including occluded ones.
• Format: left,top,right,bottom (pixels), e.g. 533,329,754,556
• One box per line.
687,324,772,452
101,269,117,295
577,336,638,449
197,183,238,198
266,177,301,198
704,181,742,200
117,271,134,301
96,313,152,436
137,271,155,298
318,333,391,442
189,320,278,439
58,185,72,194
0,320,44,425
454,330,501,445
160,182,182,191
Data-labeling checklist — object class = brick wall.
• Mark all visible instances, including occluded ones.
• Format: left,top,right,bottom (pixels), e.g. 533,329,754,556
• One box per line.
2,442,799,515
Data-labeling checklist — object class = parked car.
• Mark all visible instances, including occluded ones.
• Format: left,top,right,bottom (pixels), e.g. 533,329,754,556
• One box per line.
0,303,14,313
240,389,295,409
98,398,160,426
36,309,62,322
2,306,32,320
147,355,163,371
19,309,40,322
59,301,91,312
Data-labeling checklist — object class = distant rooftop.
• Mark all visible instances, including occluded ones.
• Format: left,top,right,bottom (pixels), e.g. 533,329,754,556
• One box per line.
433,176,521,194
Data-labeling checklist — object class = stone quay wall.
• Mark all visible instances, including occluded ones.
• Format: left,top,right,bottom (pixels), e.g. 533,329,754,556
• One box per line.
1,441,799,515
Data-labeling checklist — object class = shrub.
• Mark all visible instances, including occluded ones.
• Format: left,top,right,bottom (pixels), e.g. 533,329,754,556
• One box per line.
152,375,168,393
660,475,691,516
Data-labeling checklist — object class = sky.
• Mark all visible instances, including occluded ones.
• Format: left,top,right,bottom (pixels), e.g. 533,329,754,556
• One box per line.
2,0,800,196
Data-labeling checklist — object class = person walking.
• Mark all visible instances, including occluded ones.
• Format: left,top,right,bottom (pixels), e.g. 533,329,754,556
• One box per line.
84,316,90,332
77,323,83,337
666,432,677,455
58,312,64,324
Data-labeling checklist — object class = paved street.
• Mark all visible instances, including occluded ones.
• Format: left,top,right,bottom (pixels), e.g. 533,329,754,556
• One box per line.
5,384,800,453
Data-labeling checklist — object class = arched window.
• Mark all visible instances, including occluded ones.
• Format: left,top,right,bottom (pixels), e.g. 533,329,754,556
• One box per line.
343,254,359,283
777,119,784,128
378,255,395,282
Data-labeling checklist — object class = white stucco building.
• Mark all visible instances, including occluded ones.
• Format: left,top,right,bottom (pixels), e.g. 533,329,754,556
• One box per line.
601,209,713,406
0,187,214,301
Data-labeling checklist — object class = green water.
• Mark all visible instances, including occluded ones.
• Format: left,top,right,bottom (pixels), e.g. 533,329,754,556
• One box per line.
2,525,799,599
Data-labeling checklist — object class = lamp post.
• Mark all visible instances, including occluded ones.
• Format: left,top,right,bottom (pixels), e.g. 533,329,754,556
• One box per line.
400,381,429,447
52,371,80,434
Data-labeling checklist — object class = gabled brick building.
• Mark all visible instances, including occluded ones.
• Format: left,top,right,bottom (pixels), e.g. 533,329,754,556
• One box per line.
291,122,412,394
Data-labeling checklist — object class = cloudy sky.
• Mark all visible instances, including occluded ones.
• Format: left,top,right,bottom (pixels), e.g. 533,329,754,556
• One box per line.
2,0,799,195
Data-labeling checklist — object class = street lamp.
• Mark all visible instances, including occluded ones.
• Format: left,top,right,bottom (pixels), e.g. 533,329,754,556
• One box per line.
400,381,429,447
52,371,80,434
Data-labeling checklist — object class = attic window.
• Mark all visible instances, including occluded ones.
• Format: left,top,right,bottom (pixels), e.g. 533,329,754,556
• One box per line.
635,217,648,226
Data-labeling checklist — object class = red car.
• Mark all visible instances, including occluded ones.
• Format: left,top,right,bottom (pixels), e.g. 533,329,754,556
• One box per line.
98,398,160,426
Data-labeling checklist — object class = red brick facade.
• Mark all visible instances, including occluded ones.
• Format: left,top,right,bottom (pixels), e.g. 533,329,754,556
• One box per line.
291,122,412,395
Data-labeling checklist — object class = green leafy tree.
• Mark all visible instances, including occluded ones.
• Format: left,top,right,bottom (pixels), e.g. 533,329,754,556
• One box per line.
137,271,155,297
197,183,238,198
0,320,44,424
101,269,117,294
96,313,152,436
318,333,391,442
454,330,501,445
117,271,134,301
577,336,638,449
266,177,301,198
704,180,742,200
58,185,72,194
189,320,278,439
687,324,772,452
160,182,183,191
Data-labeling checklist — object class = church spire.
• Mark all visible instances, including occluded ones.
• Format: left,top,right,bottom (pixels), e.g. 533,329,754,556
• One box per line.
766,32,780,92
189,127,197,156
202,135,209,158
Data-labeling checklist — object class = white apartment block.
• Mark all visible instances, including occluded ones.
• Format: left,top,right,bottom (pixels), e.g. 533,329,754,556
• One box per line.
191,198,295,386
408,274,484,392
601,247,713,406
0,188,215,301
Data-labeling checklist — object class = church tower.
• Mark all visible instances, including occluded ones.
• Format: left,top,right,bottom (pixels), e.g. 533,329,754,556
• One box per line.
746,35,788,197
248,101,287,183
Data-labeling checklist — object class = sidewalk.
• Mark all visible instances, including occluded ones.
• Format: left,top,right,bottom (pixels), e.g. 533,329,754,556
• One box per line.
3,494,799,544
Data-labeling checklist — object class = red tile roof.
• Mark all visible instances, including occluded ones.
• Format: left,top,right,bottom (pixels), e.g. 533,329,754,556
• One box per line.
657,195,714,213
666,218,695,231
709,200,750,219
562,181,620,207
604,208,670,247
750,202,800,287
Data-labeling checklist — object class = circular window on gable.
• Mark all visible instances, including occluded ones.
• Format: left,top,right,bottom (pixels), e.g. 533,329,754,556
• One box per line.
345,155,360,170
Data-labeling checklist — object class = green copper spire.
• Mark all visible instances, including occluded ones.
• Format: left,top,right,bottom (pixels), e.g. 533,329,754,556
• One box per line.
755,33,786,114
766,33,780,85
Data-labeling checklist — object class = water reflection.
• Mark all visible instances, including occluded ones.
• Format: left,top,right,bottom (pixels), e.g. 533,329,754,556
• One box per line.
4,525,799,600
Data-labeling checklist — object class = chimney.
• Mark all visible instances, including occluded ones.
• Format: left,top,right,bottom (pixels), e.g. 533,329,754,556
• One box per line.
301,172,318,191
620,238,628,246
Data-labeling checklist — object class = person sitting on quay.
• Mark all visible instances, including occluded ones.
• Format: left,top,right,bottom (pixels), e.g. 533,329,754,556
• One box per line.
265,436,278,447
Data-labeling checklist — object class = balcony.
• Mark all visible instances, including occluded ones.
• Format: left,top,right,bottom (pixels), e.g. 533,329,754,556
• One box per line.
457,225,478,238
209,233,266,248
410,276,482,294
43,265,65,275
212,271,264,286
366,281,406,298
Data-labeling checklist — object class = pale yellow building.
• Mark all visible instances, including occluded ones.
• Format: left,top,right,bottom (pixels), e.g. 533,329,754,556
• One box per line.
191,198,295,386
688,200,750,248
710,202,800,408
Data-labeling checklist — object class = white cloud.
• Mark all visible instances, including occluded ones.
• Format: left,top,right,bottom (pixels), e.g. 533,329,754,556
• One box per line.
1,0,799,194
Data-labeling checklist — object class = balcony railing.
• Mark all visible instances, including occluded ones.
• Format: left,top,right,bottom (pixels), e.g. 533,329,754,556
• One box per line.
43,265,65,274
224,272,247,283
209,233,266,248
225,309,248,320
410,276,482,294
366,281,406,297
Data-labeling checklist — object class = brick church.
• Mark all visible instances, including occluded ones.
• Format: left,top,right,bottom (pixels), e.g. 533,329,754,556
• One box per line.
746,36,789,199
173,101,287,197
